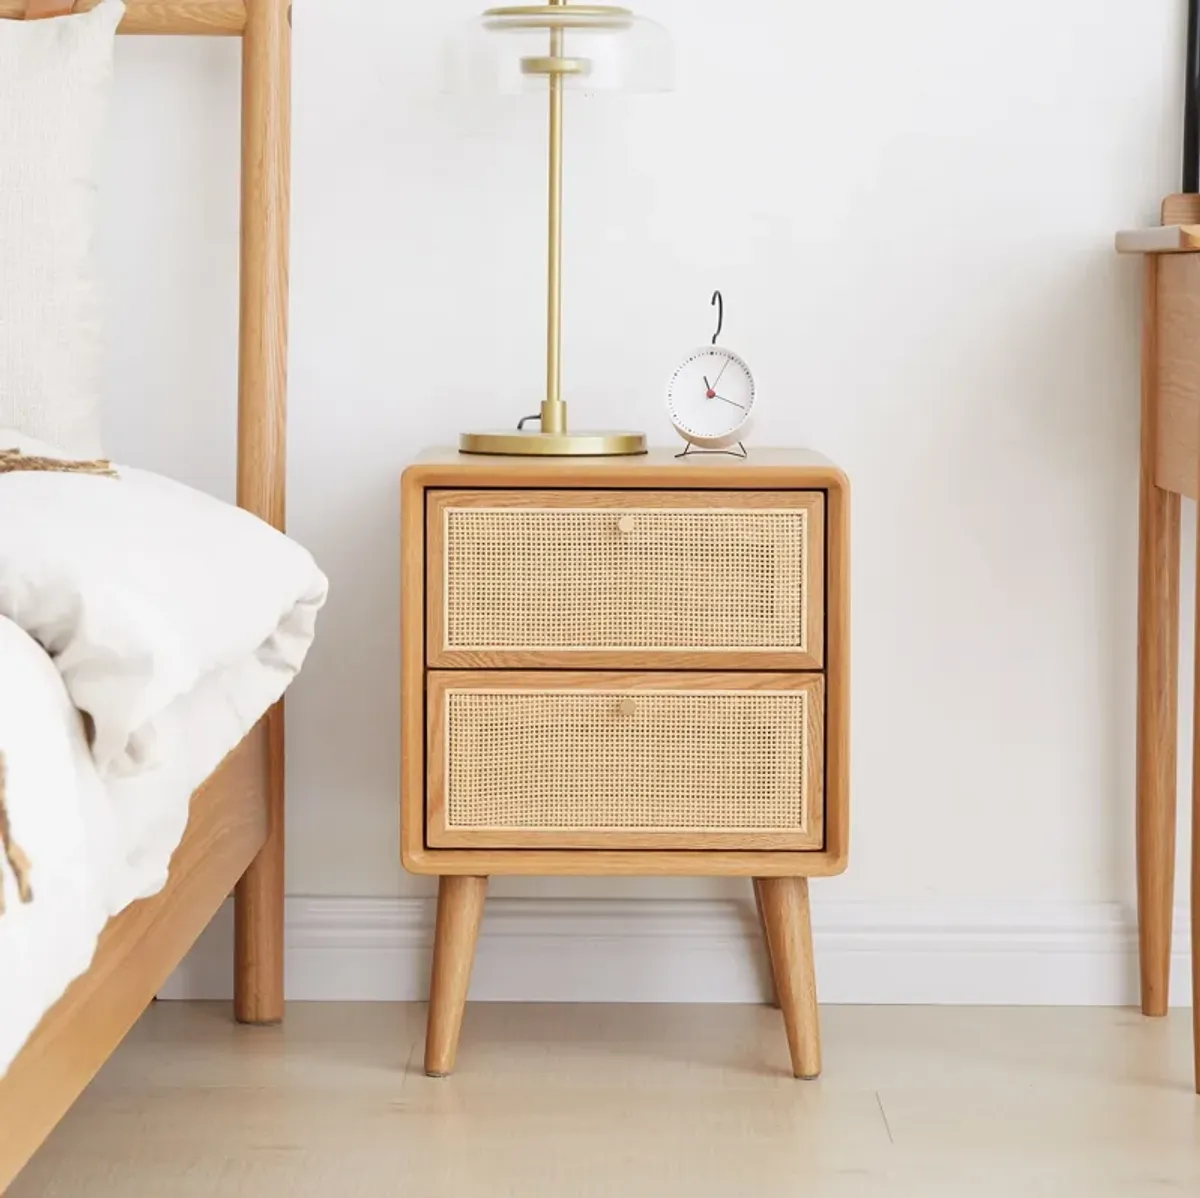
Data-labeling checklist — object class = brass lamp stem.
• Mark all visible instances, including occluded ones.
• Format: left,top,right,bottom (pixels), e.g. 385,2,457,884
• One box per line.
459,0,648,456
541,0,567,434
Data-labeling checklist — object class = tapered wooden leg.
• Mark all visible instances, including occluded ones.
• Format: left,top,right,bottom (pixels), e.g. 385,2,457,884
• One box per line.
1136,256,1181,1018
756,877,821,1079
1192,764,1199,1094
234,705,284,1024
752,878,779,1007
425,875,488,1077
1192,510,1200,1092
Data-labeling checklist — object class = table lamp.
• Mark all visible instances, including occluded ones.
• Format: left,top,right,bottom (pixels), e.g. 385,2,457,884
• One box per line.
454,2,672,456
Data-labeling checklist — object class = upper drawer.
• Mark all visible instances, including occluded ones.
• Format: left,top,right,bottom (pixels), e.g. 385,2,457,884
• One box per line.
426,489,824,669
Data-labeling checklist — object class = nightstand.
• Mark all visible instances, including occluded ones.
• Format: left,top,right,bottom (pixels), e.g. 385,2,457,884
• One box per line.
401,449,849,1077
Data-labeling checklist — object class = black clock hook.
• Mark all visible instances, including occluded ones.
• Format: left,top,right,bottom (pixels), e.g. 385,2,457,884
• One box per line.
711,290,724,346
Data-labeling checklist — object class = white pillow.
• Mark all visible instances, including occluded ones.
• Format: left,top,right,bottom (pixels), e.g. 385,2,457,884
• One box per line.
0,1,124,457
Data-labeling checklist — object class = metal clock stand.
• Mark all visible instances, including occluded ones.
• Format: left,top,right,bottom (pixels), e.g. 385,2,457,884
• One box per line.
675,442,748,461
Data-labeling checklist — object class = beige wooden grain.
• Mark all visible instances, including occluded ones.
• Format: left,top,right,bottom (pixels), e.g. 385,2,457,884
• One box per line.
22,0,73,18
424,876,488,1077
234,0,289,537
425,671,824,851
757,876,821,1079
1119,195,1200,502
0,0,246,32
404,848,850,878
232,0,290,1027
426,489,825,671
1115,197,1200,1080
1192,502,1200,1091
1161,193,1200,226
409,446,848,490
1153,253,1200,501
1135,254,1182,1018
822,472,851,869
15,1004,1200,1197
400,470,428,884
0,724,270,1194
233,703,284,1024
1116,198,1200,1084
1193,742,1200,1093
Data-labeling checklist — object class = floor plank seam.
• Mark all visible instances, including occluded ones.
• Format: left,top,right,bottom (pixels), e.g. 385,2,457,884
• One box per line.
875,1090,895,1145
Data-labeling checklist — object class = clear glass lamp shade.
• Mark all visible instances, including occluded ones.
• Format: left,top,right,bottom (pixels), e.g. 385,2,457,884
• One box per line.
449,5,673,95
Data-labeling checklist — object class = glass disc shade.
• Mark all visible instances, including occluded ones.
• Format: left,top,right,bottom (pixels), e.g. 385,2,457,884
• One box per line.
451,4,673,94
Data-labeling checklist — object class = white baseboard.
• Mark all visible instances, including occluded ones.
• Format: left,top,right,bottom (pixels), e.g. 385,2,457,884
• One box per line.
159,897,1194,1007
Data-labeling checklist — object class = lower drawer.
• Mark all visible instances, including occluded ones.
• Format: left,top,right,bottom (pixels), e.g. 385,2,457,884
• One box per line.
426,671,824,851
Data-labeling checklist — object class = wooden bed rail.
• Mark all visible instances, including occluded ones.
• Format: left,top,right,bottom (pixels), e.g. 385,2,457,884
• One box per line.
0,0,247,35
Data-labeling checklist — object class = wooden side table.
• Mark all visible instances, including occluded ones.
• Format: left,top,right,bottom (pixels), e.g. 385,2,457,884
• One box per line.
400,448,849,1077
1118,195,1200,1092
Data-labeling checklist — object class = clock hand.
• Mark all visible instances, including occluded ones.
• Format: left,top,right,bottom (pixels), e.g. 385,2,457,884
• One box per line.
713,394,745,410
712,357,733,387
702,375,717,400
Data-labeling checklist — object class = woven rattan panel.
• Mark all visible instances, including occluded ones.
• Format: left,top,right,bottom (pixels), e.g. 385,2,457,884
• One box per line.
444,507,807,651
445,689,808,832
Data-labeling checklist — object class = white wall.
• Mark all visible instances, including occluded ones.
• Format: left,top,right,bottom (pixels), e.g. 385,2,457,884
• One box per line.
102,0,1195,961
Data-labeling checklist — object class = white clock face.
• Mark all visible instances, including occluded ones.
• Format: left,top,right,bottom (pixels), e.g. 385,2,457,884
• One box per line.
666,347,755,449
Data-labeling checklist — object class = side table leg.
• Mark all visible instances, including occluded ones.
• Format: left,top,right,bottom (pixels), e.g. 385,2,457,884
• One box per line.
1136,255,1181,1018
1191,504,1200,1092
425,875,488,1078
1193,736,1200,1093
757,877,821,1079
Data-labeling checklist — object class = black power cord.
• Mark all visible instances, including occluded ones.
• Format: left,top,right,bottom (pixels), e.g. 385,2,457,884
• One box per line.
1185,0,1200,192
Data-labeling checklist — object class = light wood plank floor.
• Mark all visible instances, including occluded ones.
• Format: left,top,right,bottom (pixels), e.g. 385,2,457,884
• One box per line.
11,1002,1200,1196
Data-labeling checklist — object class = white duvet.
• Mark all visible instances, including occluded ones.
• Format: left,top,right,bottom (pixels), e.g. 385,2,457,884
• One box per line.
0,615,108,1077
0,432,327,1077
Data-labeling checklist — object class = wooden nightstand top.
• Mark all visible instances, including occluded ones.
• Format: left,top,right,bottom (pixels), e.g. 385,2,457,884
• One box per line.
404,447,848,490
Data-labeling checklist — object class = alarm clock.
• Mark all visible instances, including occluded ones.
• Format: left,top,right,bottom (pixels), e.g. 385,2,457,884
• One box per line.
666,292,755,454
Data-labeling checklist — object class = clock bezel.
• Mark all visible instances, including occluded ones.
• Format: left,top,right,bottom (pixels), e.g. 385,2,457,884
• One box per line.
666,345,756,449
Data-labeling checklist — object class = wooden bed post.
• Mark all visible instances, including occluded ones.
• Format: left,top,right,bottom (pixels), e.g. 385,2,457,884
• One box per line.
233,0,290,1026
1,4,299,1186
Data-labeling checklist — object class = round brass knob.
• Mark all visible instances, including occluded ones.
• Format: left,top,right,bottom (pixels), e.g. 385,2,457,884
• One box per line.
618,697,637,717
617,515,636,535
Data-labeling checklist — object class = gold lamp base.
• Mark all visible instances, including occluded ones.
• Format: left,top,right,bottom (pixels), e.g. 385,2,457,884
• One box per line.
460,2,658,462
459,429,647,456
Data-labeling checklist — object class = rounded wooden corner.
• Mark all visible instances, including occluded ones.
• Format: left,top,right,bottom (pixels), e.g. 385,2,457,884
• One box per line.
817,849,849,877
400,466,428,502
401,845,436,876
821,465,850,497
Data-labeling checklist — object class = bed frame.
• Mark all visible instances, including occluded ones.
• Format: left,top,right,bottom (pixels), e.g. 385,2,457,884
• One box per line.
0,1,289,1189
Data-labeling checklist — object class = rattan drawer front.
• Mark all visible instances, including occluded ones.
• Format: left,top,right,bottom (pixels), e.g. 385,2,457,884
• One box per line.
427,671,824,850
427,490,824,669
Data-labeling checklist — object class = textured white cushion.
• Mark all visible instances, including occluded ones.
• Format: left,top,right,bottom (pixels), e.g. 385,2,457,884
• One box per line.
0,1,124,457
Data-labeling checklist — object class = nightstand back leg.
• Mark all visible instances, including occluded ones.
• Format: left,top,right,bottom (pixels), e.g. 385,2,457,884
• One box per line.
425,875,488,1077
751,878,780,1008
757,876,821,1079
